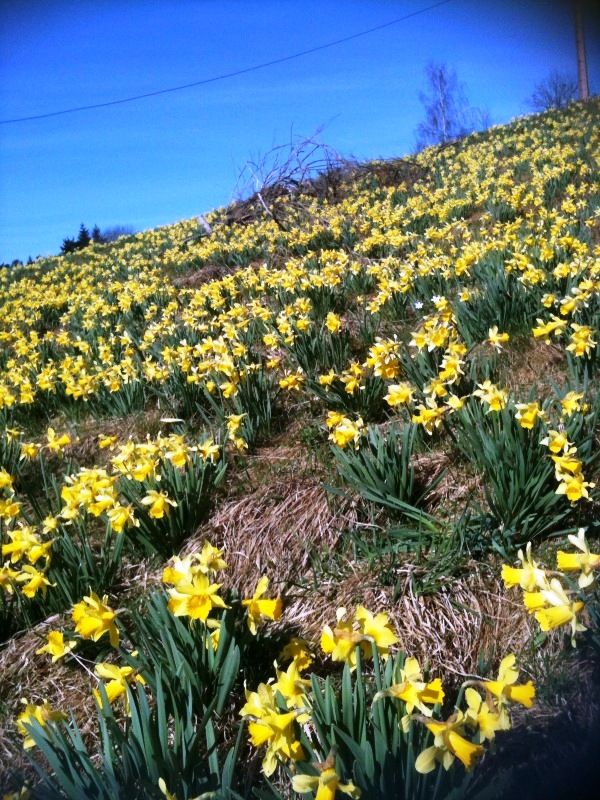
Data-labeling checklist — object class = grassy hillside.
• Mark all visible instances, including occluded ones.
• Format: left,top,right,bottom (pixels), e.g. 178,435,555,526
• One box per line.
1,99,600,799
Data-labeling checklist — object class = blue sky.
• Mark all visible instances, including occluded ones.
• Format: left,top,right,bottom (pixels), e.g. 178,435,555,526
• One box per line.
1,0,599,264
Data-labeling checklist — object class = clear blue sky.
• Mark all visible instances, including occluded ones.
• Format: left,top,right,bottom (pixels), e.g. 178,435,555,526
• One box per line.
1,0,599,264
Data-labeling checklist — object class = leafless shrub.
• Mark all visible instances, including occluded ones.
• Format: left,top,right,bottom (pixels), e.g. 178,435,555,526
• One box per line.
225,129,428,229
526,70,578,112
226,128,359,228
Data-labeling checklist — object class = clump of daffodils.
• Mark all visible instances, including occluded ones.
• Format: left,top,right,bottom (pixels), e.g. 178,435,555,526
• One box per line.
241,604,536,790
503,529,600,646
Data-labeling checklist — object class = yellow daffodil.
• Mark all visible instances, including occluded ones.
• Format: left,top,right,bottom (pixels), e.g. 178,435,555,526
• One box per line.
415,711,484,773
242,576,282,634
487,326,510,351
167,572,228,621
0,468,13,490
197,438,220,461
106,503,138,533
540,429,572,454
17,699,68,749
374,656,444,728
35,631,77,662
279,636,313,671
93,661,146,709
385,382,415,407
140,489,177,519
463,687,503,741
274,661,311,710
482,654,535,727
292,764,361,800
15,566,55,599
559,391,584,417
328,416,364,449
72,591,120,648
354,605,398,660
514,401,546,429
472,380,508,412
321,606,398,670
531,578,586,645
555,472,595,504
325,312,342,333
501,542,547,592
45,427,71,455
241,682,305,776
197,541,228,574
556,528,600,588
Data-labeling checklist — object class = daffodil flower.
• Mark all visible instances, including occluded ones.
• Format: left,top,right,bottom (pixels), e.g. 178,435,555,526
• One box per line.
93,661,146,710
501,542,547,592
487,326,510,351
241,682,305,777
555,472,595,504
167,573,228,622
464,687,503,742
374,656,444,729
35,631,77,662
242,576,282,634
279,636,313,671
140,489,177,519
321,606,398,670
292,766,361,800
15,565,55,599
556,528,600,588
482,654,535,727
106,503,138,533
17,699,68,749
72,591,120,648
385,382,415,407
472,380,508,412
274,660,311,710
533,578,586,646
514,401,546,429
197,541,227,574
415,711,484,773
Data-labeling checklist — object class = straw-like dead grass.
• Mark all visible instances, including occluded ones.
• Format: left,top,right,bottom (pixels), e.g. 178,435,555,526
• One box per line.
503,338,568,397
184,476,356,597
0,613,98,780
281,558,542,682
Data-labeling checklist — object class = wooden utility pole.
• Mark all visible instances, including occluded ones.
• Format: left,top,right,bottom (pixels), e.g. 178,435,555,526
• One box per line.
574,0,590,101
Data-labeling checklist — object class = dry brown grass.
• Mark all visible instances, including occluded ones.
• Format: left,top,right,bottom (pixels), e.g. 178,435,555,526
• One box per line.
184,476,355,597
0,614,98,782
503,337,568,397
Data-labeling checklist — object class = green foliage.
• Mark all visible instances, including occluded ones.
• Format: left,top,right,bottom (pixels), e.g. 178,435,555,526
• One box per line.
24,673,243,800
330,422,444,524
346,518,468,597
0,426,22,478
295,648,469,800
226,364,279,448
23,593,245,800
118,448,227,559
46,519,125,608
307,375,386,421
285,328,351,375
124,591,242,714
453,261,540,346
450,401,575,551
88,379,147,420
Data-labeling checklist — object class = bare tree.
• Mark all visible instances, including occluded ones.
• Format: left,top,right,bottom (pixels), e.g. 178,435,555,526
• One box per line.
415,61,489,151
526,70,578,112
229,128,354,229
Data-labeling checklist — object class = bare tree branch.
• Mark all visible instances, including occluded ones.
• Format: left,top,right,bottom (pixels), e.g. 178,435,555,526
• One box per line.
415,61,489,151
526,70,578,112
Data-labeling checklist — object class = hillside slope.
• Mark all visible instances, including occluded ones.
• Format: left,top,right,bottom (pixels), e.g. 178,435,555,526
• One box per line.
1,100,600,799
